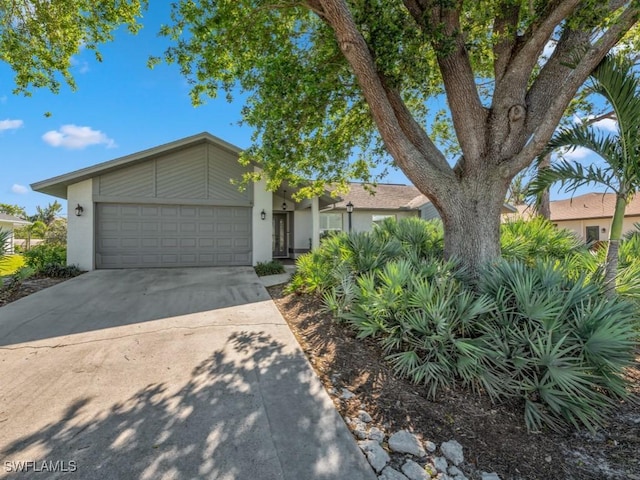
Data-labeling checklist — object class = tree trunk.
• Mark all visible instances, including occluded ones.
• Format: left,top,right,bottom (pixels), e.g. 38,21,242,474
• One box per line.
536,154,551,220
438,179,507,279
603,193,626,296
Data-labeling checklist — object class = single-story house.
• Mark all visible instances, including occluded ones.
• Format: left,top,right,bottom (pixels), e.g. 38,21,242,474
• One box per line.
0,213,31,254
547,192,640,242
31,132,514,270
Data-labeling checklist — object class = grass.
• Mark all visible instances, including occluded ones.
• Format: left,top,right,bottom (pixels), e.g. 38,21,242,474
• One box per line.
0,255,25,276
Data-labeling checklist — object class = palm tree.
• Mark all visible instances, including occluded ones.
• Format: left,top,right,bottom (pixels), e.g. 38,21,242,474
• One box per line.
529,53,640,294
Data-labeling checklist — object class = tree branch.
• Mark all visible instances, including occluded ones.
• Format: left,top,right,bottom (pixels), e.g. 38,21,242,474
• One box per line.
493,1,521,82
428,2,487,163
311,0,455,195
511,4,640,175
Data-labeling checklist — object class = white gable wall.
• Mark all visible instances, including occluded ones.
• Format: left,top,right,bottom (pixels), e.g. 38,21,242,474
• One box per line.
67,179,94,270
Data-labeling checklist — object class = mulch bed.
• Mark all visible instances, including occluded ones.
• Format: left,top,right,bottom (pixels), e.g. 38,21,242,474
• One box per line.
268,285,640,480
0,276,70,307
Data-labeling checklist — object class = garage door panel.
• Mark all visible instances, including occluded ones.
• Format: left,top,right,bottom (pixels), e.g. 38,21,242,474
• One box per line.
96,203,252,268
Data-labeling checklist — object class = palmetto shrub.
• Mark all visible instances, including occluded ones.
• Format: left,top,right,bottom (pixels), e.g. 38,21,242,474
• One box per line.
475,260,637,432
501,217,586,264
324,257,495,398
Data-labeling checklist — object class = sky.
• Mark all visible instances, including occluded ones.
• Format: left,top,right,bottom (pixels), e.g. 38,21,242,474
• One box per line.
0,2,614,217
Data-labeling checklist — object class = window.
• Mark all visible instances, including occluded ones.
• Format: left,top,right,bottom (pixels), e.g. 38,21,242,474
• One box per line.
372,214,396,226
320,213,343,233
585,226,600,243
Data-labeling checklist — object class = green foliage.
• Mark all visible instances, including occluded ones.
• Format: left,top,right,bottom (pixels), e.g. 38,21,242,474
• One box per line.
22,244,66,272
0,228,10,264
294,218,639,432
1,0,146,94
254,260,285,277
0,203,27,218
326,257,492,399
39,263,81,278
286,218,443,294
476,261,637,432
501,217,586,264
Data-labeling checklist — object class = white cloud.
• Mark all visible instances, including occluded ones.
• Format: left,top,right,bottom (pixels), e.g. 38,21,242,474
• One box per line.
11,184,28,194
42,124,116,149
591,117,618,132
0,119,24,131
573,114,618,133
559,146,592,161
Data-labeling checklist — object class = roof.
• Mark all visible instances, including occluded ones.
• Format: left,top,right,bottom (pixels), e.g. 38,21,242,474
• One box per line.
31,132,243,199
0,213,31,225
326,183,426,211
550,192,640,221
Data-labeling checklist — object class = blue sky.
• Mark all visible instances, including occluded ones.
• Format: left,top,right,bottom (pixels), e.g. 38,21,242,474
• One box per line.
0,2,611,217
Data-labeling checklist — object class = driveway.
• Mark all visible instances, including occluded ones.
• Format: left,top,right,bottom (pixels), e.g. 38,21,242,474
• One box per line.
0,267,375,480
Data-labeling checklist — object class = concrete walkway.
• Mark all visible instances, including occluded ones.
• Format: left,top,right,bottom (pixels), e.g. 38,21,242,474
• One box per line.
0,267,375,480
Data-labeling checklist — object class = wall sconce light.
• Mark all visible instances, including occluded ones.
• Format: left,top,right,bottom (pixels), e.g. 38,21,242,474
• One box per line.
261,209,266,220
74,204,84,217
282,189,287,211
601,227,607,233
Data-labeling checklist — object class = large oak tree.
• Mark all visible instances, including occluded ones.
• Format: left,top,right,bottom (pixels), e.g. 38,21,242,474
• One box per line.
158,0,639,275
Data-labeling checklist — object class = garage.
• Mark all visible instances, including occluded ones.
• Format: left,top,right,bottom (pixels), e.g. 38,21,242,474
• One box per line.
95,203,252,268
30,133,276,271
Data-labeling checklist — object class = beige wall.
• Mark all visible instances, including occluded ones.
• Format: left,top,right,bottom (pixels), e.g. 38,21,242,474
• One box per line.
0,221,15,254
554,215,640,241
67,179,95,270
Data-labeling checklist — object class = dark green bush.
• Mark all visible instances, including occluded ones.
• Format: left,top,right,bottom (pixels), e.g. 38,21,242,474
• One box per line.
475,260,637,432
22,244,66,271
39,263,81,278
254,260,285,277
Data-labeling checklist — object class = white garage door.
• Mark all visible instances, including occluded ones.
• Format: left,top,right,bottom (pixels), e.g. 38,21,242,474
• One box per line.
96,203,252,268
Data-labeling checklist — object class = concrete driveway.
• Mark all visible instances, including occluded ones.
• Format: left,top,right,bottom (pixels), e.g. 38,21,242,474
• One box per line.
0,267,375,480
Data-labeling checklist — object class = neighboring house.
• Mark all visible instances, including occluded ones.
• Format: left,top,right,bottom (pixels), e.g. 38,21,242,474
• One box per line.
0,213,31,254
548,192,640,242
30,132,516,270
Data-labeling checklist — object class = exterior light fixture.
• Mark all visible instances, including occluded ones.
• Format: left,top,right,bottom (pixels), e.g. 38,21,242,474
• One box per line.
601,227,607,233
75,204,84,217
346,201,354,232
261,209,266,220
282,190,287,211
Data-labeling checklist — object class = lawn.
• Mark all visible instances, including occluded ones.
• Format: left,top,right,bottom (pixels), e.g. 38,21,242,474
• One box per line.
0,255,25,276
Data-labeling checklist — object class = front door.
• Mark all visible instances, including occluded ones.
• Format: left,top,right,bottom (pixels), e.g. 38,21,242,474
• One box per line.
586,226,600,244
272,213,288,257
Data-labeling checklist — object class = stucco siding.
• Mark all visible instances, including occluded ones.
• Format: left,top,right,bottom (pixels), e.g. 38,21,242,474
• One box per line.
555,215,640,241
252,173,273,265
67,179,95,270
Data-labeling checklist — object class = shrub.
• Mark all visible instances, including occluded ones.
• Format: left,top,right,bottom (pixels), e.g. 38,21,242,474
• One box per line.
323,257,494,398
476,260,637,432
254,260,285,277
22,244,66,271
501,217,586,265
39,263,81,278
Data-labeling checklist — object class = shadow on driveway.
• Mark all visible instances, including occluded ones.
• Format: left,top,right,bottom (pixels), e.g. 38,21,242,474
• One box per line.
1,330,374,480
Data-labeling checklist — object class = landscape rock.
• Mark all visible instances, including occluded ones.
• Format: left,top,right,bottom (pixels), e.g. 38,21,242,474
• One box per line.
359,410,373,423
433,456,449,473
448,465,467,479
389,430,427,457
378,466,410,480
401,459,430,480
424,440,437,453
359,440,391,473
440,440,464,466
368,426,385,443
341,388,356,400
481,473,502,480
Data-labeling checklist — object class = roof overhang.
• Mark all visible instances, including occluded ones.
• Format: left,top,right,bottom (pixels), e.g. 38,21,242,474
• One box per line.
31,132,243,199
